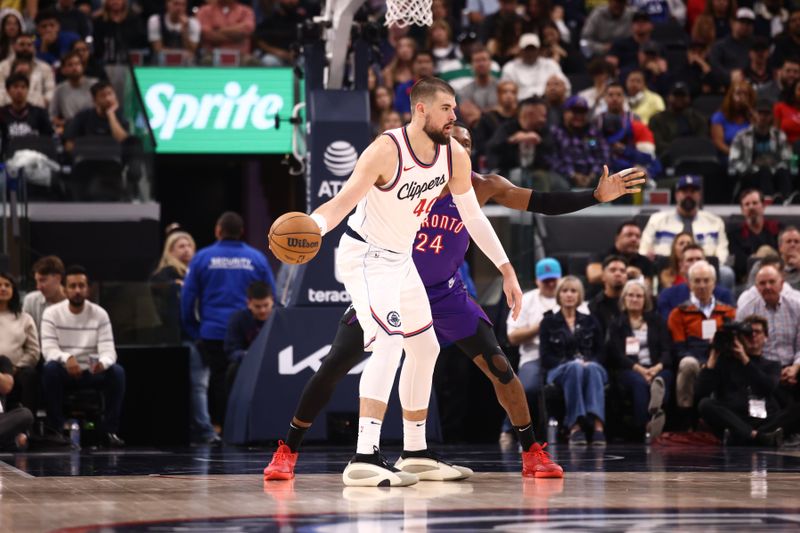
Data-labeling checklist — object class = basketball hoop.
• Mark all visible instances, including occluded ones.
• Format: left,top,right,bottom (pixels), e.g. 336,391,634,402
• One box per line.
384,0,433,27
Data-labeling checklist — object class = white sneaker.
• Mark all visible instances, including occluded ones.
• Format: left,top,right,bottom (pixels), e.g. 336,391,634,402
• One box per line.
395,449,473,481
342,449,419,487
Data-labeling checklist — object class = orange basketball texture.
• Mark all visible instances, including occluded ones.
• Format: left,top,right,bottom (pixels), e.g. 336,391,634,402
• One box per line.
268,212,322,264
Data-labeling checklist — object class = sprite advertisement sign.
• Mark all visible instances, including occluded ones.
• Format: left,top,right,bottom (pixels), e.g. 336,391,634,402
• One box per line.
133,67,295,154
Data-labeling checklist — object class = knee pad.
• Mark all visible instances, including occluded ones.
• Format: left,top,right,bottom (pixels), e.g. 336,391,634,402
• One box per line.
479,352,515,385
456,321,515,384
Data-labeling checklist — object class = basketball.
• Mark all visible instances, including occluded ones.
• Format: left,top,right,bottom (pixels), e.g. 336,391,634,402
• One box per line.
268,212,322,264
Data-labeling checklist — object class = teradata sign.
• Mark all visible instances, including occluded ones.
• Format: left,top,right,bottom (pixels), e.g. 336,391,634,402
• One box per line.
133,67,295,154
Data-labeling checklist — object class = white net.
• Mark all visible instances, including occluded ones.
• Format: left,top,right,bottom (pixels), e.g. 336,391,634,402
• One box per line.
384,0,433,27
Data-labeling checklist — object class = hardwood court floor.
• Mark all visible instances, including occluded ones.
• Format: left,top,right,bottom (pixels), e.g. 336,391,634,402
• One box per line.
2,444,800,532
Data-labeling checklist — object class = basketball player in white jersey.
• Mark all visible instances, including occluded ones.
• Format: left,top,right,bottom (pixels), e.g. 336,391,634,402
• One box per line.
305,77,522,487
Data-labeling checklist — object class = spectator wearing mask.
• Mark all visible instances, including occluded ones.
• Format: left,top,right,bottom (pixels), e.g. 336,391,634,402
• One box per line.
546,95,610,189
608,10,654,71
580,0,635,58
649,82,710,158
742,37,773,92
729,99,794,202
0,273,39,412
625,68,664,124
34,9,80,66
540,276,607,446
457,46,499,112
543,73,569,126
224,281,273,400
729,189,781,282
181,212,276,428
54,0,92,39
49,51,96,134
41,265,126,447
657,243,735,319
607,279,673,441
773,78,800,145
759,57,800,104
588,255,628,335
473,79,518,167
501,33,564,100
0,33,55,109
711,80,755,157
92,0,147,65
710,7,756,83
667,260,737,409
696,314,784,446
23,256,66,334
147,0,200,62
253,0,303,67
0,72,54,150
587,220,654,287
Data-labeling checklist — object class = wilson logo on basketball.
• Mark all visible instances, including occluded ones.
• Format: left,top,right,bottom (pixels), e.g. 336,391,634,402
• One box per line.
286,238,320,249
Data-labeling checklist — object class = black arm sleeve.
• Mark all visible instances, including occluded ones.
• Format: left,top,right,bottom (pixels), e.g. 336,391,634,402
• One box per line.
527,189,599,215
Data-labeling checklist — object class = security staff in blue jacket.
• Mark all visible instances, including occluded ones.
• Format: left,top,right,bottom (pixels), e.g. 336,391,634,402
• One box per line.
181,212,276,427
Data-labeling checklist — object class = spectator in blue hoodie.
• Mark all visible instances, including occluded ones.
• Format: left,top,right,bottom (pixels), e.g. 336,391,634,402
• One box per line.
181,211,275,428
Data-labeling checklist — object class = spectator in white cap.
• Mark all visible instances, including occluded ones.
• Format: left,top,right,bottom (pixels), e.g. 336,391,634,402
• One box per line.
501,33,564,100
710,7,756,83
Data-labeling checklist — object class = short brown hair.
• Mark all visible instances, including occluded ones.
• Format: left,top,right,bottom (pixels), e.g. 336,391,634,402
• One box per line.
742,314,769,337
410,76,455,111
32,255,65,278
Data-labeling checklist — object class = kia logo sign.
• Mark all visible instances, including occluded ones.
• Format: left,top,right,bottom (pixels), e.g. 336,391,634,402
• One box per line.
323,141,358,177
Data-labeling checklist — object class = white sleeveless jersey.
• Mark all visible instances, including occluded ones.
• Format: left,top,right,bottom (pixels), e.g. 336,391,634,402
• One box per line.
347,126,452,253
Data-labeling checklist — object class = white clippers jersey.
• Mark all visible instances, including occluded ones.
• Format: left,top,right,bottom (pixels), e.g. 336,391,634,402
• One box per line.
347,126,452,253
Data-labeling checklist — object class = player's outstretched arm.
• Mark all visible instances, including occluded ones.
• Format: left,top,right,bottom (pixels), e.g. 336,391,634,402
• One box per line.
309,136,396,236
449,141,523,320
480,166,646,214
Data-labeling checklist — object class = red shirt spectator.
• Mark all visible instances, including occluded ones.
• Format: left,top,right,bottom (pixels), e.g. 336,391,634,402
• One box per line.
773,82,800,144
197,0,255,56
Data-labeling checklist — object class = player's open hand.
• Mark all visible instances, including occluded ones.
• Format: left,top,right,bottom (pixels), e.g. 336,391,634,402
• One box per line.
593,166,646,203
500,265,523,320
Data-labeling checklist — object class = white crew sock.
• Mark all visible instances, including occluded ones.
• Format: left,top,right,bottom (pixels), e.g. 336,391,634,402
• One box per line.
403,419,427,452
356,417,382,455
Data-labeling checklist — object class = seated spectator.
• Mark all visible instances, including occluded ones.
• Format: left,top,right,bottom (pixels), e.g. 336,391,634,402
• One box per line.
587,220,654,287
0,273,39,411
0,73,54,149
540,276,607,446
692,0,734,43
667,260,737,409
742,37,773,92
773,79,800,145
579,57,616,117
486,97,561,187
658,243,734,319
464,0,500,33
580,0,635,58
672,41,726,98
0,355,33,451
747,227,800,289
63,80,129,153
428,20,462,73
589,255,628,335
649,82,709,158
473,80,517,170
540,20,583,74
736,262,800,372
729,189,781,282
483,0,525,66
378,110,403,133
197,0,255,63
546,95,610,189
92,0,147,65
147,0,200,63
596,82,660,178
41,265,126,447
754,0,788,39
658,231,695,290
501,33,563,100
394,50,436,121
224,281,273,399
457,45,499,112
738,255,800,309
543,73,569,126
729,101,794,202
759,56,800,104
634,0,686,24
70,38,105,82
696,314,784,446
49,51,96,134
34,9,80,66
0,9,23,62
769,10,800,73
0,33,55,109
632,41,675,97
710,8,756,84
54,0,92,39
370,86,394,134
253,0,302,67
608,279,673,440
381,36,416,90
625,68,664,124
641,175,734,287
711,80,755,157
608,11,653,71
23,256,66,334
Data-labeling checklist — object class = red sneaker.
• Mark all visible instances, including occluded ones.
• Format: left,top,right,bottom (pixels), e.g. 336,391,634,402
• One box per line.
522,442,563,478
263,441,298,481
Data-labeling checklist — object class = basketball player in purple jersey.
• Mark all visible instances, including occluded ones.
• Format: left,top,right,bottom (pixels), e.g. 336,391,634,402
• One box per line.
264,124,645,480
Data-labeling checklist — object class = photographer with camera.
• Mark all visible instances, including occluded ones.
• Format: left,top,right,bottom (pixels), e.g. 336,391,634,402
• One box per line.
696,315,784,447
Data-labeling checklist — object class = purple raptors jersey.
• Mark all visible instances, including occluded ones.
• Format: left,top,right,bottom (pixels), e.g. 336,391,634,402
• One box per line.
412,191,468,286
